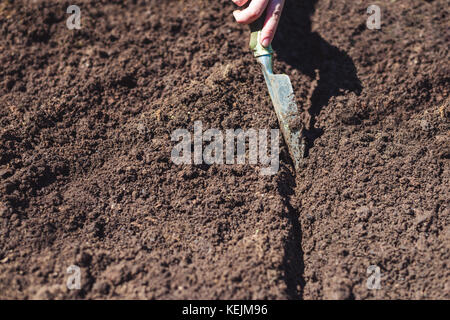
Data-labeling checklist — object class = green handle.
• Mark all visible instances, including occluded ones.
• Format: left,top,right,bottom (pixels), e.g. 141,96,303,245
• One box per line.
249,12,273,57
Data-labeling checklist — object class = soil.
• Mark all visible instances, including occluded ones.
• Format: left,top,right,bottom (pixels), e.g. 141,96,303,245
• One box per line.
0,0,448,299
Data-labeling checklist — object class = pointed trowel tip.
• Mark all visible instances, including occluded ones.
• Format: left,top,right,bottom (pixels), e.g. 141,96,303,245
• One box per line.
256,58,306,171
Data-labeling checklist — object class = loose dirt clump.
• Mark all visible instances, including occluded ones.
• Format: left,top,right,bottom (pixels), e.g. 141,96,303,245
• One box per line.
0,0,448,299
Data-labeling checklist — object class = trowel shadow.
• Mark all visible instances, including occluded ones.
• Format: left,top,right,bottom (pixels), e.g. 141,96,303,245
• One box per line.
273,0,362,156
273,0,362,299
276,149,305,299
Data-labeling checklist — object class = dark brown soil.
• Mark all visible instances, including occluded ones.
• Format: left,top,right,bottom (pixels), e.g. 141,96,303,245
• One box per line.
0,0,448,299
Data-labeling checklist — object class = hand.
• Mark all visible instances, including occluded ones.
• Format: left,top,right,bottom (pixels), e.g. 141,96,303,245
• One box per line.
232,0,285,48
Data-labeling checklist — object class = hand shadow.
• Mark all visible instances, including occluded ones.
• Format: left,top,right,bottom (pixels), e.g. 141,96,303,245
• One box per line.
272,0,362,156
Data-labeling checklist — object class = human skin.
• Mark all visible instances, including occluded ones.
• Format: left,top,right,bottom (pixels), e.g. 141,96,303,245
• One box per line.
232,0,285,47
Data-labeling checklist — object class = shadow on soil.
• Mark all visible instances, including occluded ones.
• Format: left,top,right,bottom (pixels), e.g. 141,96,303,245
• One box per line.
273,0,362,156
273,0,362,299
277,150,305,299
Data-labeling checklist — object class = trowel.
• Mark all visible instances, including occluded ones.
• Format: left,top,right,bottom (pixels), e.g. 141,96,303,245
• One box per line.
249,15,305,170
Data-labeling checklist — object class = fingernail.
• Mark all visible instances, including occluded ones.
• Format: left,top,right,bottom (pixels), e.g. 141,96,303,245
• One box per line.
261,38,271,47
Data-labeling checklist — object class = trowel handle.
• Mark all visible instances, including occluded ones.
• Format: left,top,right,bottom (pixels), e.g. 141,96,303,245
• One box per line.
249,11,273,57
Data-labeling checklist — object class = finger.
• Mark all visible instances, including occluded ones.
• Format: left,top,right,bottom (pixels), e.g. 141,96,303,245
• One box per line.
233,0,269,25
260,0,284,47
231,0,249,7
